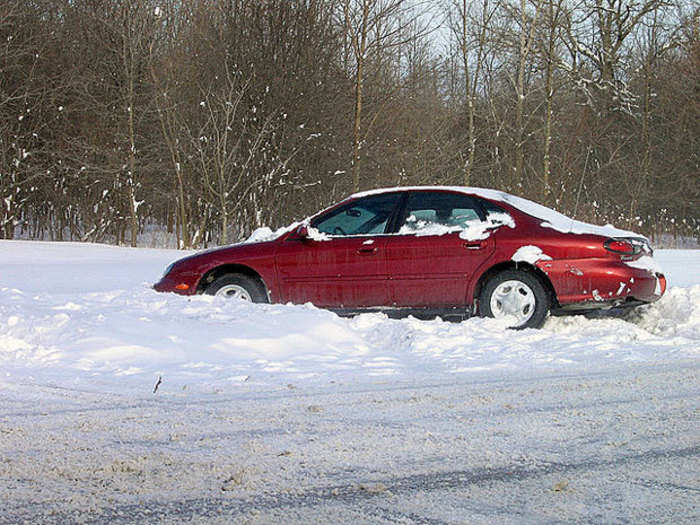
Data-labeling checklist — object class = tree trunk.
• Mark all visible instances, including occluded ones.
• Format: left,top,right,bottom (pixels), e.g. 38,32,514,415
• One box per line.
461,0,473,186
542,0,556,202
351,1,370,192
125,22,139,247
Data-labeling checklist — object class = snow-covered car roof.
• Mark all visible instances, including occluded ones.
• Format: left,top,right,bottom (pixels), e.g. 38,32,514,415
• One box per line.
350,186,643,239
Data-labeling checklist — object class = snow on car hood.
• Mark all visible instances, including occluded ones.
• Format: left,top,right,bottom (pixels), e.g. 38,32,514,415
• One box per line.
352,186,643,239
242,223,300,244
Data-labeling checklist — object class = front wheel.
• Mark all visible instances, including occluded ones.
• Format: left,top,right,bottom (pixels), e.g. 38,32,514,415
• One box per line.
205,273,269,303
479,270,550,329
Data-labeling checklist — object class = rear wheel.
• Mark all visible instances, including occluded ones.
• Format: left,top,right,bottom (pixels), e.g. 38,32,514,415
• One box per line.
205,273,268,303
479,270,549,329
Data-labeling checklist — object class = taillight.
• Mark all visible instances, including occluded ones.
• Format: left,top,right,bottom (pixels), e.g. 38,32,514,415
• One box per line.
604,238,642,256
657,274,667,296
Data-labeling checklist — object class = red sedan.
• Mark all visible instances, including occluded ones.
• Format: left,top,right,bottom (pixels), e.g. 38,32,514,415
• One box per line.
154,187,666,328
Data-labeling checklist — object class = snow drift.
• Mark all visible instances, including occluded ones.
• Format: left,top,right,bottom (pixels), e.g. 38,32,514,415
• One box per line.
0,241,698,395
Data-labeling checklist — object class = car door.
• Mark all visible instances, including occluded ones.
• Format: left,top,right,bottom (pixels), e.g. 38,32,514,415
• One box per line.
384,191,496,307
275,192,402,308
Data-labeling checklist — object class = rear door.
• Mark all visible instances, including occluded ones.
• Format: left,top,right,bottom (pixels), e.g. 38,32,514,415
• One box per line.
275,192,402,307
385,191,495,307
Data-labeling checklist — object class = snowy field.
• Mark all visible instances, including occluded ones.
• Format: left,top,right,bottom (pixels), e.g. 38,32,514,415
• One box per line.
1,240,699,523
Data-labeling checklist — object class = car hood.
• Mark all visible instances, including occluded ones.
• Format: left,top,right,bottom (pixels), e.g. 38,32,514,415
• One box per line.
186,223,300,259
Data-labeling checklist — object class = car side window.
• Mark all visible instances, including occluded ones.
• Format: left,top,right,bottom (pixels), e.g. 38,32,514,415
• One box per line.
312,193,401,236
399,192,483,234
477,199,515,227
480,200,505,215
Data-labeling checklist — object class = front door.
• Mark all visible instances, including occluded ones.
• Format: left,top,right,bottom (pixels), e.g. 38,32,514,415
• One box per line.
276,235,388,307
275,192,402,308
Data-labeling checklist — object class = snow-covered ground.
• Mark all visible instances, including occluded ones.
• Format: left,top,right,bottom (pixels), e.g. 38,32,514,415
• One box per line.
1,240,698,523
1,240,698,393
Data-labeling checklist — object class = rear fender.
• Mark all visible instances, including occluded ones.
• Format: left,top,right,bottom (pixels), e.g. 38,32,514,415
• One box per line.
471,261,558,309
535,258,661,305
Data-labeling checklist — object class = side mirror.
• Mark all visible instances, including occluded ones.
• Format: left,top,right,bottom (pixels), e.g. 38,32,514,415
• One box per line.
295,224,309,239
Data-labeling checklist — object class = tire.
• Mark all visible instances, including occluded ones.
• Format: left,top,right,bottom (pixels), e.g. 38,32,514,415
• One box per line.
479,270,550,329
204,273,269,303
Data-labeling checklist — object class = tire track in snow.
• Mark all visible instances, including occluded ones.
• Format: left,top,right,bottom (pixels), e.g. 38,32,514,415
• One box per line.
6,444,698,525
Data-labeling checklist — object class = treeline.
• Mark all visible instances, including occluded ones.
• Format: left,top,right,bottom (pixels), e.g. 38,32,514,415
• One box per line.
1,0,698,248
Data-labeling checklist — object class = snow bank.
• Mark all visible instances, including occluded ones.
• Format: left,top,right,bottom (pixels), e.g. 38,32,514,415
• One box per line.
0,241,698,395
655,249,699,287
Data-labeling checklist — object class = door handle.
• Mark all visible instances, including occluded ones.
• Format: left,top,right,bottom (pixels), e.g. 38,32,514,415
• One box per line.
463,241,484,250
357,247,378,255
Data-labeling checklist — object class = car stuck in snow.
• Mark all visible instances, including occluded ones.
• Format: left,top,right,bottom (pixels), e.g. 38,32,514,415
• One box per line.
154,187,666,328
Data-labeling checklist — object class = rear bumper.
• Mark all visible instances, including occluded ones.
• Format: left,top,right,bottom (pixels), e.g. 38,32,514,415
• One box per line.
552,298,647,315
537,258,665,308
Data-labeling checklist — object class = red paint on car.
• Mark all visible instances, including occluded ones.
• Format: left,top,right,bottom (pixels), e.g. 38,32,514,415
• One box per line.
154,187,665,328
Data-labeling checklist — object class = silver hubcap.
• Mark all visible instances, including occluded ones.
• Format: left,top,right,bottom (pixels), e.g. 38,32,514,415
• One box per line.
490,280,536,326
215,284,252,301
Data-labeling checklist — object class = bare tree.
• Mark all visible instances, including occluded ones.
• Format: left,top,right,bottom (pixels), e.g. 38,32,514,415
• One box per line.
624,2,681,227
187,68,299,244
149,0,194,248
563,0,667,114
115,1,160,246
511,0,543,185
537,0,567,201
446,0,499,186
339,0,432,191
2,0,698,246
0,3,53,239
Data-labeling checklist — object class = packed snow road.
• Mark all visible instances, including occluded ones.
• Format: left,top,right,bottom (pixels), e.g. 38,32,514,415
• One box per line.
1,240,699,523
2,364,699,524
